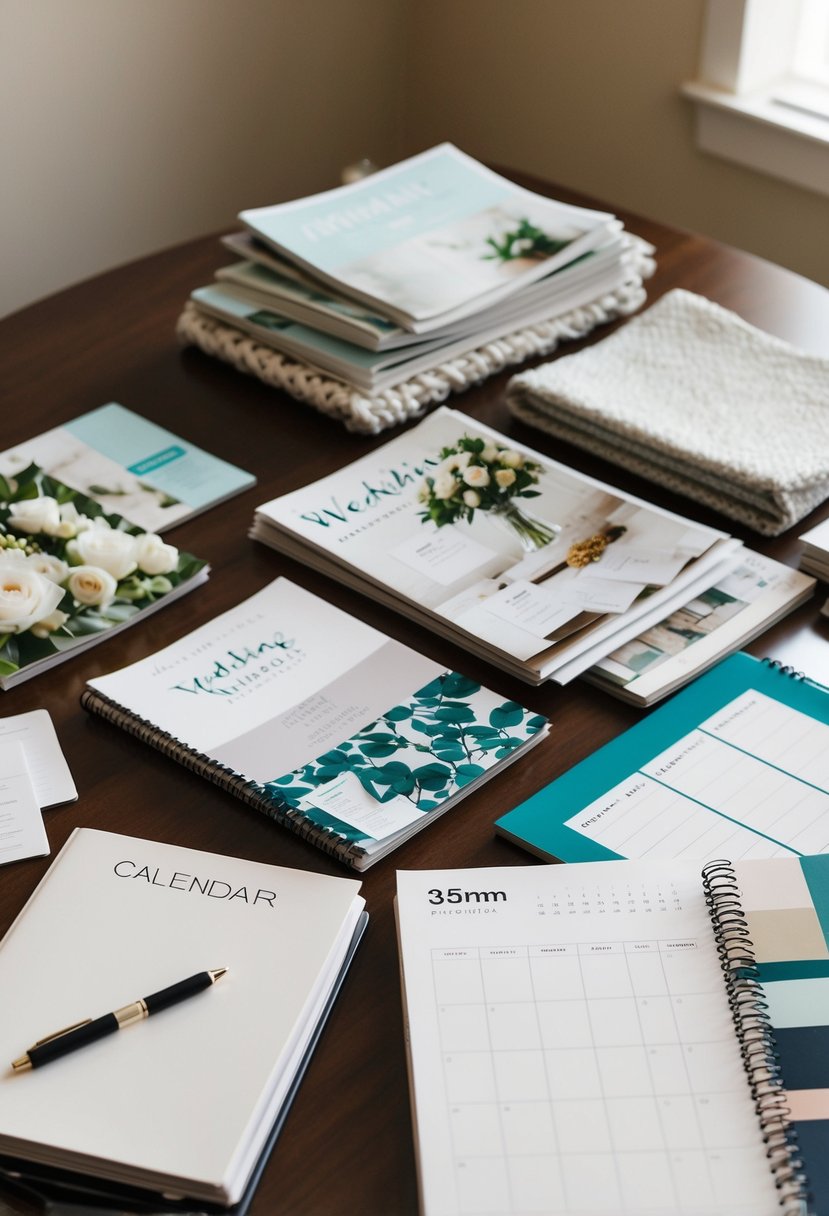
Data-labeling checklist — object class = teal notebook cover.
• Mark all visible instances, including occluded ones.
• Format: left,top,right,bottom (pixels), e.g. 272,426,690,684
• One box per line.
496,651,829,863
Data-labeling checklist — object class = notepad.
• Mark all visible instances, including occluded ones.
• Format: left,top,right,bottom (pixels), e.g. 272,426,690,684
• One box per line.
0,709,76,809
496,651,829,864
395,855,829,1215
0,828,365,1205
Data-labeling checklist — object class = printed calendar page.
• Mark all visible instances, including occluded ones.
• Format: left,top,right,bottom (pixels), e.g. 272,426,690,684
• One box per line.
396,861,779,1216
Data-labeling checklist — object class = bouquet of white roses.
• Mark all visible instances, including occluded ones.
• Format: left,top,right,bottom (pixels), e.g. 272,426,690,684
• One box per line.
418,435,558,550
0,464,206,682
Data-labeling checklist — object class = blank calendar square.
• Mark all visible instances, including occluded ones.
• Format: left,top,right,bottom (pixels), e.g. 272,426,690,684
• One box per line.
658,1095,704,1150
617,1150,678,1211
434,959,485,1004
455,1154,510,1215
647,1045,691,1094
529,955,584,1001
553,1098,613,1153
507,1155,565,1213
482,958,534,1003
449,1103,503,1157
605,1096,665,1151
544,1047,602,1099
500,1101,556,1157
487,1001,542,1051
493,1049,549,1102
536,999,593,1049
444,1051,497,1104
560,1153,621,1211
595,1044,652,1096
580,953,633,998
627,952,669,995
439,1003,490,1052
588,997,642,1045
637,995,680,1043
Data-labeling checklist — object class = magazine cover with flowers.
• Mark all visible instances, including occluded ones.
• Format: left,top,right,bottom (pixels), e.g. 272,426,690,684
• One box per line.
0,463,208,688
251,407,742,686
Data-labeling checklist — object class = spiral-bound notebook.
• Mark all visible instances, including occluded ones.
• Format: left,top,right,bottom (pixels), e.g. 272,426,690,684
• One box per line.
396,856,828,1215
80,578,547,870
496,651,829,865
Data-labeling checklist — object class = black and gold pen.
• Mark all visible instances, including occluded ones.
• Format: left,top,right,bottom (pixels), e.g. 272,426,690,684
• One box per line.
11,968,227,1072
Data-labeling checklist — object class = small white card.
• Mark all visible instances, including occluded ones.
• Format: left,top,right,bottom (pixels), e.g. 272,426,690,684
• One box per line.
0,740,49,865
483,580,582,637
391,527,498,586
578,545,687,587
301,769,424,842
556,572,645,614
0,710,77,808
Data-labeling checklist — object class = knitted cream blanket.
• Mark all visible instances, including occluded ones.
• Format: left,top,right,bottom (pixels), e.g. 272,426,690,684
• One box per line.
506,289,829,536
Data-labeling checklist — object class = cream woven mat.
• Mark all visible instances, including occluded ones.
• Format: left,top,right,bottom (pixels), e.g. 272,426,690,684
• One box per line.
176,245,654,435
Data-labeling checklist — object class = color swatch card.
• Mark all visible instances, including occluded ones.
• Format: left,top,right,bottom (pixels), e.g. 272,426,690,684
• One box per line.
396,856,829,1216
496,651,829,864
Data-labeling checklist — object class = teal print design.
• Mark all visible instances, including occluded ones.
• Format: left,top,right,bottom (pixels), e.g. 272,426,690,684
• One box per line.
263,671,546,846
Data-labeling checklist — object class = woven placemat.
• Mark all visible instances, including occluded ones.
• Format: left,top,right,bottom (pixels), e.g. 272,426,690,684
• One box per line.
177,243,654,435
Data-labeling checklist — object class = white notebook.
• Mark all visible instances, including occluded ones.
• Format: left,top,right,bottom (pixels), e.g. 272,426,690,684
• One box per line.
0,828,364,1204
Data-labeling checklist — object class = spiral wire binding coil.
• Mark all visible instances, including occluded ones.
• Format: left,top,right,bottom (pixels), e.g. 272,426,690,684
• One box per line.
702,859,809,1215
762,657,807,681
79,688,366,866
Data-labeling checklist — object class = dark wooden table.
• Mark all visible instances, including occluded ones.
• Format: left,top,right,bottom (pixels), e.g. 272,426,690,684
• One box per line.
2,174,829,1215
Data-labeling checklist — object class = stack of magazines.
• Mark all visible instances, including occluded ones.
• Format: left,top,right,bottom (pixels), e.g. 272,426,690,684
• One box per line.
181,144,652,406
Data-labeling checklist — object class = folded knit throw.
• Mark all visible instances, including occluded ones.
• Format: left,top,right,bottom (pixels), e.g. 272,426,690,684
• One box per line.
506,289,829,536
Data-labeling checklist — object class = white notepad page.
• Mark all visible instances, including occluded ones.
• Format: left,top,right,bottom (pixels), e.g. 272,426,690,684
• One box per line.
0,710,76,809
0,740,48,865
396,862,779,1216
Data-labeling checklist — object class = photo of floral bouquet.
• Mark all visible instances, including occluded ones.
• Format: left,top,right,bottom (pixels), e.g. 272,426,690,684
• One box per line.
418,435,559,551
0,463,208,687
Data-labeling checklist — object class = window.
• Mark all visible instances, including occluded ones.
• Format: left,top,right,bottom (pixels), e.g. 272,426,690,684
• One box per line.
683,0,829,196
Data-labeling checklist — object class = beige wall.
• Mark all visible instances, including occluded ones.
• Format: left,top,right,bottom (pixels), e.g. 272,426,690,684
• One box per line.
4,0,827,317
1,0,405,317
403,0,829,290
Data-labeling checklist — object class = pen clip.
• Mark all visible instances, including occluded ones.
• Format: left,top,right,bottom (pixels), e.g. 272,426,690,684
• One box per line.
31,1017,92,1049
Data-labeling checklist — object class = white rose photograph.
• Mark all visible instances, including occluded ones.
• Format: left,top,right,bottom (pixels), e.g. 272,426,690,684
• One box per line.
0,463,207,683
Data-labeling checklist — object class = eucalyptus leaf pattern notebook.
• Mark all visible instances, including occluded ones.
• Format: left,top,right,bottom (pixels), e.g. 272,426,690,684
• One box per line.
81,579,548,869
396,855,829,1215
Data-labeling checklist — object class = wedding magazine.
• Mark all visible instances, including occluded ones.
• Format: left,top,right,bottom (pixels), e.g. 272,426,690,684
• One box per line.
80,579,548,869
250,408,742,686
238,144,618,332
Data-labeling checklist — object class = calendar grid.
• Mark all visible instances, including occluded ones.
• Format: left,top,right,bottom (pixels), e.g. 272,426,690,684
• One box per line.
433,930,750,1214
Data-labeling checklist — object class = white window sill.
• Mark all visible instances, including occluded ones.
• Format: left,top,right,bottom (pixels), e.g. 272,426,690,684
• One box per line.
682,79,829,197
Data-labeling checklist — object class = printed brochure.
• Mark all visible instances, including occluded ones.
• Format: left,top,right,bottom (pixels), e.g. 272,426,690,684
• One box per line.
251,408,741,686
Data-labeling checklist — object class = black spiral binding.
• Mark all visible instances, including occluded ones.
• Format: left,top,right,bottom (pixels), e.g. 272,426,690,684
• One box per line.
761,657,807,681
702,859,809,1215
79,688,366,866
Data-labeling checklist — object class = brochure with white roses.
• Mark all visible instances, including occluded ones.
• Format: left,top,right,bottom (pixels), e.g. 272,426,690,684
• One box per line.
81,578,548,870
0,403,255,534
250,408,743,686
0,463,209,688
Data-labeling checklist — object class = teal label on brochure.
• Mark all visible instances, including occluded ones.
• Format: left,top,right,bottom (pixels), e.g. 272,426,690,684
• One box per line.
128,446,186,476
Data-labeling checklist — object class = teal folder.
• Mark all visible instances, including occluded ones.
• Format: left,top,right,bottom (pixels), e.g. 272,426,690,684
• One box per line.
496,651,829,863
